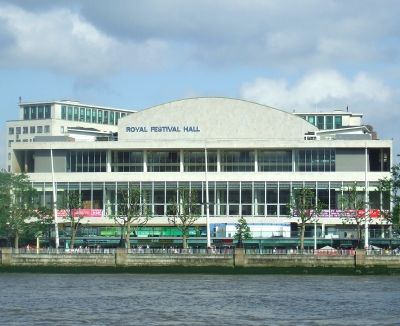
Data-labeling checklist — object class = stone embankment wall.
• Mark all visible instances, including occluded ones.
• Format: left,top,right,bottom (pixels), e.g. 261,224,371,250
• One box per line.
1,248,400,271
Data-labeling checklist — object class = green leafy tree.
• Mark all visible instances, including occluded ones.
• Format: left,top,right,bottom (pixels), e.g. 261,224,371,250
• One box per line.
234,216,252,247
0,172,42,248
59,190,84,250
339,183,370,249
289,187,323,250
113,186,151,249
377,163,400,229
168,187,200,249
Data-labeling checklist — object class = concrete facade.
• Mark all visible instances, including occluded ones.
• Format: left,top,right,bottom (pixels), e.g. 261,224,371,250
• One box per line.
4,97,393,247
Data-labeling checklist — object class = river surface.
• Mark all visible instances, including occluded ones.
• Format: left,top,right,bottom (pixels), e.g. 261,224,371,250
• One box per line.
0,273,399,325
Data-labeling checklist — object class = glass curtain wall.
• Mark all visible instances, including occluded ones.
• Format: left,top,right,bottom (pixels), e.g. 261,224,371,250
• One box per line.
32,181,387,218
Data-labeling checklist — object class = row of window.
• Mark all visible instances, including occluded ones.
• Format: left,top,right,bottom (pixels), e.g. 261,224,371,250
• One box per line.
66,149,335,173
9,125,50,135
61,105,129,126
23,105,51,120
300,115,343,130
32,181,386,217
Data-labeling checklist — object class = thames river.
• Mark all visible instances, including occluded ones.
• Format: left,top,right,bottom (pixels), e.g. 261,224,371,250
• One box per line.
0,273,399,325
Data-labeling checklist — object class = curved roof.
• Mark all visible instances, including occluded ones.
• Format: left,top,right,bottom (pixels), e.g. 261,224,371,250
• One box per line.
118,97,317,141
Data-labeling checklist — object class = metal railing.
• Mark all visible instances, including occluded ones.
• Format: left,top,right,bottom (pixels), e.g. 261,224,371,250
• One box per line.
9,247,400,256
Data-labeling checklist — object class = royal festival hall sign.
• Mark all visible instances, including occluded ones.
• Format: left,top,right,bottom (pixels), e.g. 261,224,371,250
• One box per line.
126,125,200,133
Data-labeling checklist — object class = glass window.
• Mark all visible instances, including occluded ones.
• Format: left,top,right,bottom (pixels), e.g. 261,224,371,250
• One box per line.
258,150,292,172
37,106,44,119
16,127,21,134
266,183,278,203
44,105,51,119
30,106,37,120
67,106,73,120
37,126,43,133
220,150,255,172
86,108,91,122
254,182,265,216
92,109,97,123
334,116,342,128
307,116,315,125
98,110,103,124
317,116,324,129
326,116,333,129
73,107,79,121
115,112,120,124
295,149,335,172
61,106,67,120
184,150,217,172
23,127,28,134
44,125,50,133
103,111,109,124
79,107,85,121
30,126,35,134
111,151,143,172
8,127,14,135
109,112,114,125
147,151,180,172
23,107,30,120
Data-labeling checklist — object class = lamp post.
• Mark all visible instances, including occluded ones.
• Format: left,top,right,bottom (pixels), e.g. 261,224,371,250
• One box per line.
364,144,369,249
205,146,211,248
50,148,60,249
314,220,317,250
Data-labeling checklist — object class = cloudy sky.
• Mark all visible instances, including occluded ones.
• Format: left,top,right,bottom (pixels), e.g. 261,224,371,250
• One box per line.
1,0,400,166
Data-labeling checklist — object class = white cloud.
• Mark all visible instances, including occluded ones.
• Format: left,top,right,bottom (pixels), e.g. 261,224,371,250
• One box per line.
0,4,170,78
240,70,394,112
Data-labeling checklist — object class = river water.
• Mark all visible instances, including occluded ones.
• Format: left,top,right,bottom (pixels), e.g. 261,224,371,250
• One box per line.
0,273,399,325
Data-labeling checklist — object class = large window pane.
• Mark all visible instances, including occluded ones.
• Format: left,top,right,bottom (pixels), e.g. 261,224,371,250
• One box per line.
147,151,180,172
220,150,254,172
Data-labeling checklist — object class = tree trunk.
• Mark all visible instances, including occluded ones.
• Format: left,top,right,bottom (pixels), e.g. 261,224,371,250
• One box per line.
70,224,76,249
300,224,306,250
357,223,362,249
182,234,188,249
14,232,19,249
125,223,131,249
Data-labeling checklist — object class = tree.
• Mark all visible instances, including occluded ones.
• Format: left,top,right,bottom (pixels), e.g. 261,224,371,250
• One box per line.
339,183,370,249
168,187,201,249
234,216,252,247
377,163,400,229
113,186,150,249
59,190,84,250
289,187,323,250
0,172,42,248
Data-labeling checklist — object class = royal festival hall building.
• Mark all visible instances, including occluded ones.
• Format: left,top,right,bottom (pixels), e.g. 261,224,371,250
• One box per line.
5,97,394,248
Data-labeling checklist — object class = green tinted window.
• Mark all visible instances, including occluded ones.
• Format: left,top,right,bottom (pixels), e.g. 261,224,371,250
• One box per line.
326,116,333,129
317,116,324,129
86,108,91,122
73,107,79,121
61,106,67,119
92,109,97,123
67,106,73,120
334,116,342,128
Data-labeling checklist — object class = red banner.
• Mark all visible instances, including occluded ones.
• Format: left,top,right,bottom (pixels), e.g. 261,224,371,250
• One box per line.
319,209,381,218
57,209,103,218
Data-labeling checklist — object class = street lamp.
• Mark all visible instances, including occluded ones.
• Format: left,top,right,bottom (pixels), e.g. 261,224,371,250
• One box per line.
364,144,369,249
204,146,211,248
50,147,60,249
